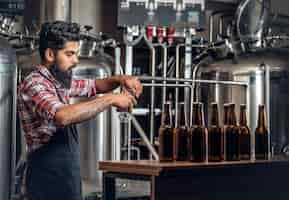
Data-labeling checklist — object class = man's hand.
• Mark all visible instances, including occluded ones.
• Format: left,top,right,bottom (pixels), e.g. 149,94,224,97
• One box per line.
120,76,143,98
111,93,137,111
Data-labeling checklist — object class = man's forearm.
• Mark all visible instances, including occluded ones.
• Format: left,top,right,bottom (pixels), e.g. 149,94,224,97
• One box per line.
94,76,123,93
55,94,114,126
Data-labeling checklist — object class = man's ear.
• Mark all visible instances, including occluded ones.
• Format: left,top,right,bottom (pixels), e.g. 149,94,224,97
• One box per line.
44,48,56,63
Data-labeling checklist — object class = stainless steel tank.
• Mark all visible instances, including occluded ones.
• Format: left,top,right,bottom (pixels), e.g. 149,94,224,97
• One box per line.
0,36,17,200
16,49,40,82
71,40,113,194
197,47,289,156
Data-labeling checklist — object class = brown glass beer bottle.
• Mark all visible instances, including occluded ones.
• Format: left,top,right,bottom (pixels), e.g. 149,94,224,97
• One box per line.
208,103,224,161
255,105,269,160
189,102,207,162
173,102,189,161
224,103,240,161
239,104,251,160
159,101,174,161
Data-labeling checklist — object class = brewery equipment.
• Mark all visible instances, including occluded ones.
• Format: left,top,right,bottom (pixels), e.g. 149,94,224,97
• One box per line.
71,39,113,193
196,0,289,156
0,36,17,200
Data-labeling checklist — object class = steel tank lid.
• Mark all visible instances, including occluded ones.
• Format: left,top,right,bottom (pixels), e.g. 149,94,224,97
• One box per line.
0,36,17,73
199,47,289,75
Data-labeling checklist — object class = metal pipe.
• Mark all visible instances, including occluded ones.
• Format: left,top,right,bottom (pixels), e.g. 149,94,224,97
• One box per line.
265,64,271,158
151,43,170,110
129,113,159,160
209,10,235,43
175,44,184,128
143,28,156,160
184,30,192,128
10,66,17,199
209,12,215,43
143,83,193,88
111,46,122,160
64,0,72,22
218,13,234,37
161,45,168,110
138,76,248,86
124,27,135,160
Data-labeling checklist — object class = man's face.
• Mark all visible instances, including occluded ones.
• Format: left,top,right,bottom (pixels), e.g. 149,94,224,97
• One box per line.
55,41,79,72
48,41,79,88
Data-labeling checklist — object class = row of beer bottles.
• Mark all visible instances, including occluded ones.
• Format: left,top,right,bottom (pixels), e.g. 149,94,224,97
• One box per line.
158,102,270,162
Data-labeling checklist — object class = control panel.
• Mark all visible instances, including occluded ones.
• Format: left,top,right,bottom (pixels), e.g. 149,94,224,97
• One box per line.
118,0,206,30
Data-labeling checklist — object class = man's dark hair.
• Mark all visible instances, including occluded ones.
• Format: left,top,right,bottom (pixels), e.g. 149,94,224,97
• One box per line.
39,21,80,60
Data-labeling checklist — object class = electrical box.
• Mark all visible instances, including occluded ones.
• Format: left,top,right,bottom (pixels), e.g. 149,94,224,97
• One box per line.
118,0,206,30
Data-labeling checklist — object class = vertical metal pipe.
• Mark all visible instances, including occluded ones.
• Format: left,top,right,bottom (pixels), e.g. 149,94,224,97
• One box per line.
175,44,184,128
184,30,192,126
10,66,17,200
265,64,271,158
209,13,214,43
64,0,72,22
111,47,122,160
161,45,168,110
143,30,156,160
124,28,134,160
149,48,156,158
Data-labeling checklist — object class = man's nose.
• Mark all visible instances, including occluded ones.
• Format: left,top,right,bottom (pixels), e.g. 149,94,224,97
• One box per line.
73,55,79,65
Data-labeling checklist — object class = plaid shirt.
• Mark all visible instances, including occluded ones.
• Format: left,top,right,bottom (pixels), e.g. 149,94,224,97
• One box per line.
17,65,99,153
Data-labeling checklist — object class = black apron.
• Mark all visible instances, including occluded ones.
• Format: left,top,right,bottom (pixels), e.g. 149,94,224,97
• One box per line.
26,71,82,200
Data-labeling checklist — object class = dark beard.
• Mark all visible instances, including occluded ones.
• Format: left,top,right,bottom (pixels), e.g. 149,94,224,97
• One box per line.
49,65,73,89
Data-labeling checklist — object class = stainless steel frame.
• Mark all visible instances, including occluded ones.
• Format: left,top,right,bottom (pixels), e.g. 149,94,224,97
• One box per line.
116,25,250,161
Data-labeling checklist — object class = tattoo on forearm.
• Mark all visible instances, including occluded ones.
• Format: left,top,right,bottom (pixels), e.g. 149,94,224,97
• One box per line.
65,97,112,125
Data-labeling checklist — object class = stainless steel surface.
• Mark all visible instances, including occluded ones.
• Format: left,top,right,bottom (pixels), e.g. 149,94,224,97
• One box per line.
197,47,289,156
139,76,248,86
40,0,72,22
175,44,183,128
184,30,192,126
143,31,156,159
236,0,270,48
143,83,193,88
0,36,17,200
124,28,134,160
16,49,40,82
111,47,122,161
71,46,112,193
161,45,168,110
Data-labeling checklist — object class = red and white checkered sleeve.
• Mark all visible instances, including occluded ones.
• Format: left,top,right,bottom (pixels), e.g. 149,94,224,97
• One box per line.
69,79,98,97
22,79,64,122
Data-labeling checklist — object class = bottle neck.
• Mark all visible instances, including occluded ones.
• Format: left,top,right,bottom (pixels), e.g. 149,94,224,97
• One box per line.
210,103,220,126
239,105,248,126
177,103,187,127
257,105,266,128
228,104,237,126
161,102,173,127
192,103,203,126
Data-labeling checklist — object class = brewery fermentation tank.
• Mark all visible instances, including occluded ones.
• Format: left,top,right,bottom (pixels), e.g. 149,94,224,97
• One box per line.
197,47,289,156
71,40,113,193
0,36,17,200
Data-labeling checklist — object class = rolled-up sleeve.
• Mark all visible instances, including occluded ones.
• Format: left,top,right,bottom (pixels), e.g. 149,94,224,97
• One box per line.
69,79,98,97
22,81,64,122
